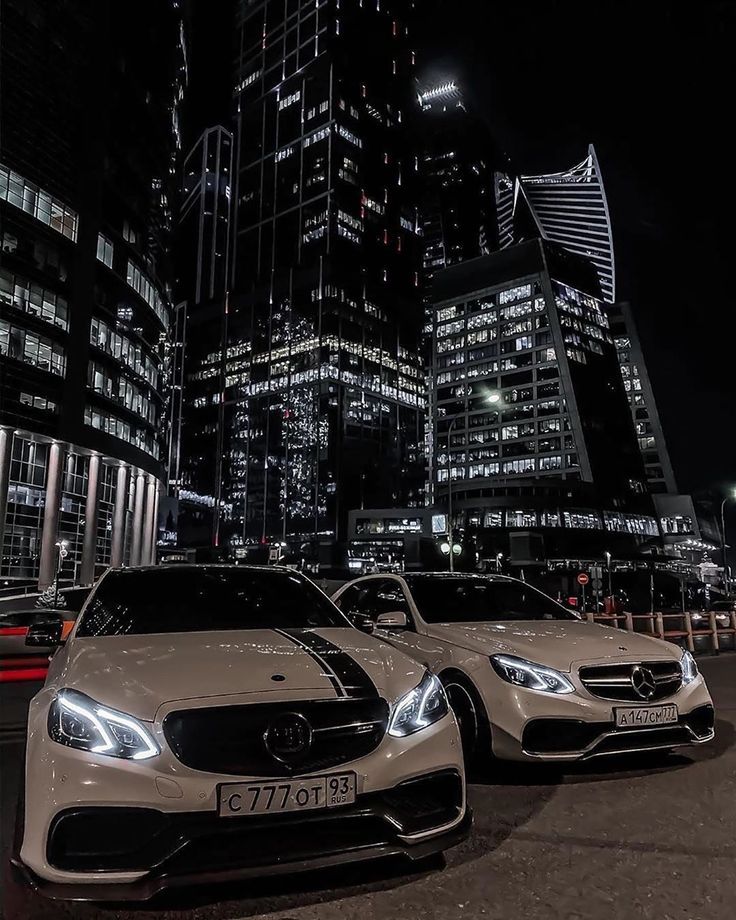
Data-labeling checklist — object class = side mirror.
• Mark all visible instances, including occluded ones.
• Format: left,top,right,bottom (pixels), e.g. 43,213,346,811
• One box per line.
352,613,375,635
26,613,64,648
376,610,408,630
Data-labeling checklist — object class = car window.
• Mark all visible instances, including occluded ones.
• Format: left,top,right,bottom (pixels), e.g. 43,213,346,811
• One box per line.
373,581,410,615
76,568,351,637
334,584,363,616
341,579,414,627
404,576,577,623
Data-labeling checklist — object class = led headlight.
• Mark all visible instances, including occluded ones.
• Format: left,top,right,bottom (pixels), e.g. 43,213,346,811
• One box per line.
48,688,159,760
388,672,449,737
681,649,699,685
490,654,574,694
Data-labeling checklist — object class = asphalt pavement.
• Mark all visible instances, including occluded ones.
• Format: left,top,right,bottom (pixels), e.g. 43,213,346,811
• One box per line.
1,657,734,920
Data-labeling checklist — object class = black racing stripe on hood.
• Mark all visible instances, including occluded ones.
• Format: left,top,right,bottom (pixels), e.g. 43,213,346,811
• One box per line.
273,628,344,697
279,629,379,699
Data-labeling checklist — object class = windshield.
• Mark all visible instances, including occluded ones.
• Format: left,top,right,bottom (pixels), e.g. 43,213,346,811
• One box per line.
404,576,577,624
76,567,350,637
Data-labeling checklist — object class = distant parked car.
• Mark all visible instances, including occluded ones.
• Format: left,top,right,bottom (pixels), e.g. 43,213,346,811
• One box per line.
333,573,715,765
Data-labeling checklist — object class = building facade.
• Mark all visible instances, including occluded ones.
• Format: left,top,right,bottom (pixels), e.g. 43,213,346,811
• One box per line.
179,0,425,560
417,80,502,286
608,300,677,494
428,240,659,564
496,145,616,303
0,1,185,586
174,126,234,547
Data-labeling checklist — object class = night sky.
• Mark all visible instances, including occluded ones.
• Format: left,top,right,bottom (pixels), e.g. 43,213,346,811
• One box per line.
416,0,735,501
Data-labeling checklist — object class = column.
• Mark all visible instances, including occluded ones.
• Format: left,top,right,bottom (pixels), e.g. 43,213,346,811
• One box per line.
110,464,129,567
38,441,65,590
79,454,101,585
141,476,157,566
150,482,161,565
129,472,146,567
0,428,12,562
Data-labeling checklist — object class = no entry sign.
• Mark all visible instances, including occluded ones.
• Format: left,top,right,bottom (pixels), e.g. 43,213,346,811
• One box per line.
577,573,590,586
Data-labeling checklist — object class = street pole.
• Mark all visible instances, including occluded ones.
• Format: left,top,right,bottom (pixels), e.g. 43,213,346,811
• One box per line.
54,542,60,608
447,417,457,574
440,394,500,575
721,498,731,595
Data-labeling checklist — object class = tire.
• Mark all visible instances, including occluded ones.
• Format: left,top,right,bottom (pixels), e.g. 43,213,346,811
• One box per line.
441,673,491,769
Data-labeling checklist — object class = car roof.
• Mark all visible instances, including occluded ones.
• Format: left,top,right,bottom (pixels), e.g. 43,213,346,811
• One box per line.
107,563,294,574
401,572,513,582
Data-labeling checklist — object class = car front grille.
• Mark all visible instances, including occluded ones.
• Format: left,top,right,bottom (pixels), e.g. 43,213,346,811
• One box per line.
578,660,682,702
163,697,389,777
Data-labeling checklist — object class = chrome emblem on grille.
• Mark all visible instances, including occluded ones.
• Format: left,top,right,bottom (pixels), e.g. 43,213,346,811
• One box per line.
264,712,313,763
631,666,656,700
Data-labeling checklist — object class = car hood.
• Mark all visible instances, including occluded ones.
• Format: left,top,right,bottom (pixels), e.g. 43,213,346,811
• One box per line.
57,628,424,721
424,620,680,671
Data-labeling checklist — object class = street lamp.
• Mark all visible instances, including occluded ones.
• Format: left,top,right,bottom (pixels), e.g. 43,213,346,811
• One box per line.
720,490,735,594
604,550,613,598
54,540,68,608
444,390,502,573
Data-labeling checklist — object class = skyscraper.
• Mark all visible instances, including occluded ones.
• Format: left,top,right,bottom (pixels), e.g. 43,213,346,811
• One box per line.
417,79,502,282
174,126,234,547
0,1,185,585
496,145,616,303
495,146,679,499
201,0,426,558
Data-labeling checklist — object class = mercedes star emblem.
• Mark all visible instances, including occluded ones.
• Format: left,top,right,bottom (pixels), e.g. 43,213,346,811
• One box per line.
631,665,657,700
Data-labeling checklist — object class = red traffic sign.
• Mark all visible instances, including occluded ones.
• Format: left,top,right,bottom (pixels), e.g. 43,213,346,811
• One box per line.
577,573,590,586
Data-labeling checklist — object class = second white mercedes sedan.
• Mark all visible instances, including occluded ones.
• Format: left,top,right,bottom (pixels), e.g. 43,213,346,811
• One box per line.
333,573,715,765
14,565,468,901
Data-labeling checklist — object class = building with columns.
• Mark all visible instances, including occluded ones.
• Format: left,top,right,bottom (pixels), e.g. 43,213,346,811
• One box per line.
0,1,186,587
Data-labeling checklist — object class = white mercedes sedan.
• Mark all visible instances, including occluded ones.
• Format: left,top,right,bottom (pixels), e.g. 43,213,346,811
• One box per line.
13,565,468,901
332,573,715,765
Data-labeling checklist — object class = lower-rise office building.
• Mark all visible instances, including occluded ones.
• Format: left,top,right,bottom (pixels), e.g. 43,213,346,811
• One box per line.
427,239,660,564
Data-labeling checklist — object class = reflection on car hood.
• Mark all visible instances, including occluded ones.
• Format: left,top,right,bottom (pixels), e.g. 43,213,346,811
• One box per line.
424,619,680,671
56,628,424,721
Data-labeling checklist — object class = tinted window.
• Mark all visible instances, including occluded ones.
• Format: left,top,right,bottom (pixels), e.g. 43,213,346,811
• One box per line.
348,580,409,617
76,568,350,637
404,577,576,624
334,584,363,616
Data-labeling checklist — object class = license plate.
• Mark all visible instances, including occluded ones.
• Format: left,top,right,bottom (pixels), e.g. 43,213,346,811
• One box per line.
615,704,678,728
218,772,356,818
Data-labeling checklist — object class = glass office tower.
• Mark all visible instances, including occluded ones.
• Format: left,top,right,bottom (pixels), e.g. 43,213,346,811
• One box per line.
0,1,185,585
207,0,425,559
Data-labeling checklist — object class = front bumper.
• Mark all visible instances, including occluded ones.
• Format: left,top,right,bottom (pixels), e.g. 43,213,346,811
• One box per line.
520,704,715,760
475,667,716,762
17,695,467,900
14,771,469,902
